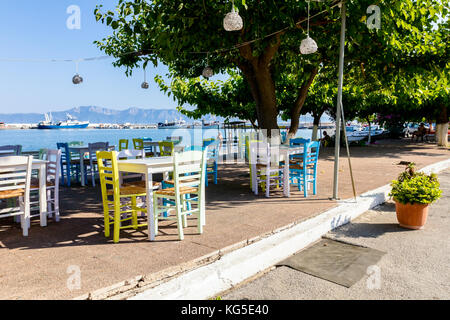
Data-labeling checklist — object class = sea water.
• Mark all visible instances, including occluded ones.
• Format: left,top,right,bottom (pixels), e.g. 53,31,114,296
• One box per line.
0,128,316,152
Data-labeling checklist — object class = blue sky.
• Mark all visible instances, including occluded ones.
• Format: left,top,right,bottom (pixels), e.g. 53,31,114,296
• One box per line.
0,0,186,114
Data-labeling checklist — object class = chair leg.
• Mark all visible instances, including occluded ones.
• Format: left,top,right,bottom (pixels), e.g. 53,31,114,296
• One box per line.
214,163,218,185
103,205,110,238
131,196,138,230
54,187,60,222
153,193,159,236
113,204,121,243
176,204,184,241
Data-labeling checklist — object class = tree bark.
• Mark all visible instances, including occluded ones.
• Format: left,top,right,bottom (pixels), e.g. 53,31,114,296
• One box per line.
312,113,322,141
436,104,448,147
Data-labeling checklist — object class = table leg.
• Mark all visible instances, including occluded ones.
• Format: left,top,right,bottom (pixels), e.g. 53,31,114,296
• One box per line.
284,154,290,197
39,163,47,227
145,171,156,241
80,154,85,187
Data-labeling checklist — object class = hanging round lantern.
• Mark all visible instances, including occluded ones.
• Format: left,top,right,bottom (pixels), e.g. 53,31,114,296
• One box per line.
223,1,243,31
300,0,318,55
141,82,149,89
202,66,214,79
300,36,318,55
72,74,83,85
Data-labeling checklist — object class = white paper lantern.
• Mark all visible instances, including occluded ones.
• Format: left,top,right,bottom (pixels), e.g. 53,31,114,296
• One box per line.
300,36,318,55
223,5,243,31
141,82,149,89
72,74,83,85
202,66,214,78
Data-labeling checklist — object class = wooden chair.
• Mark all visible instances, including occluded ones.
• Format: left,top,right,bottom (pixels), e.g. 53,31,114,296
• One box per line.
0,156,33,236
97,151,148,244
158,141,175,157
57,143,81,187
153,150,207,240
30,149,61,222
87,142,109,187
0,145,22,157
119,139,129,151
250,141,283,198
289,138,310,164
289,141,320,197
203,139,220,186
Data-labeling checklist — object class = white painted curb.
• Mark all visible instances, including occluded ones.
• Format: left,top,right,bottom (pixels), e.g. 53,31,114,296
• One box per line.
130,158,450,300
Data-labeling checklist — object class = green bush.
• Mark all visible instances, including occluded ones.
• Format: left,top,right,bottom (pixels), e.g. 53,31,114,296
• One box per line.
389,164,442,205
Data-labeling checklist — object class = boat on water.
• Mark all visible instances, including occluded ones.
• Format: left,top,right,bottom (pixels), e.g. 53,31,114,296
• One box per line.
345,124,387,142
158,119,188,129
37,113,89,129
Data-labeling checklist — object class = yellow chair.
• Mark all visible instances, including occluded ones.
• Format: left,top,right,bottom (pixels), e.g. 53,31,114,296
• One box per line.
153,150,207,240
97,150,148,243
158,141,175,157
119,139,129,151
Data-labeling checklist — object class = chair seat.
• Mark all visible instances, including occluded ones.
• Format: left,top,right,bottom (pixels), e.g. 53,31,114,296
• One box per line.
256,163,281,170
163,179,197,185
107,185,148,196
30,179,55,189
0,189,24,200
155,186,198,196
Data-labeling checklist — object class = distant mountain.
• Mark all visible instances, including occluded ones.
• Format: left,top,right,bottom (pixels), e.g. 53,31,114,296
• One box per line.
0,106,223,124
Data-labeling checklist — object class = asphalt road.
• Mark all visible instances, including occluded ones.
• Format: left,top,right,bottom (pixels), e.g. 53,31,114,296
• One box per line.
223,169,450,300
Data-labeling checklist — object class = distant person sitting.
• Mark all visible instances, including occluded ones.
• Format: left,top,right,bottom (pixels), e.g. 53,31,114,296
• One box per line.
321,131,332,146
411,123,427,142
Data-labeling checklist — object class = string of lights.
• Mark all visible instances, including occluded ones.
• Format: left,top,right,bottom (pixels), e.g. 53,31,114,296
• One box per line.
0,1,341,87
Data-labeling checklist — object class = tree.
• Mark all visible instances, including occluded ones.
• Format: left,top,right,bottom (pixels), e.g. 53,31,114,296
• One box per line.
94,0,446,138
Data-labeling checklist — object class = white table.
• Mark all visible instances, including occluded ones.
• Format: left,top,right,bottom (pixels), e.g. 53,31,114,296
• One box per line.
117,156,204,241
68,146,89,187
0,159,48,226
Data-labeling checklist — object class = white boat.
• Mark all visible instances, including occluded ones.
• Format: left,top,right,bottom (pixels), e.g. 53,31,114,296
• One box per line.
158,119,188,129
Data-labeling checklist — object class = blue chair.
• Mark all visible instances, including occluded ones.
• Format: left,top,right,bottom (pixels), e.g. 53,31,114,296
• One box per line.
289,138,310,164
143,137,154,156
289,141,320,197
203,140,219,187
57,143,81,187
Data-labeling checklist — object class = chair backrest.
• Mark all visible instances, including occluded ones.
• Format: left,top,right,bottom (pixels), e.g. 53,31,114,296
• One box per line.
166,136,183,145
0,145,22,157
203,139,215,148
143,137,153,153
133,138,144,150
56,142,71,164
97,151,120,203
247,139,263,164
119,139,129,151
159,141,175,157
173,150,207,195
290,138,310,147
0,156,33,204
303,141,321,167
205,140,220,162
116,149,144,160
249,141,281,166
88,142,109,164
45,149,61,185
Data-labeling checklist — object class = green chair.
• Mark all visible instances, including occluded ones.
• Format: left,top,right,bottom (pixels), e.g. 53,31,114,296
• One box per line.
119,139,129,151
159,141,175,157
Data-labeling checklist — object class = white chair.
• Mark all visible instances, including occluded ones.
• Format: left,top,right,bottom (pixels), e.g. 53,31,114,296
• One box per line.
30,149,61,223
250,141,283,198
0,156,33,236
153,150,207,240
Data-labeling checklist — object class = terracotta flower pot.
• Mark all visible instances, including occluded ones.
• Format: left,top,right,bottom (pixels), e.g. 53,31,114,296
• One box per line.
395,201,429,230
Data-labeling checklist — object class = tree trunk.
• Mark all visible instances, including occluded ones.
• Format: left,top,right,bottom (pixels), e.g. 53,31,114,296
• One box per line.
287,68,319,142
312,114,321,141
436,104,448,147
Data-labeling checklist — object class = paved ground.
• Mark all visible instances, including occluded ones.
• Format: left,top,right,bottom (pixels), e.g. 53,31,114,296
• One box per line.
223,168,450,300
0,139,448,299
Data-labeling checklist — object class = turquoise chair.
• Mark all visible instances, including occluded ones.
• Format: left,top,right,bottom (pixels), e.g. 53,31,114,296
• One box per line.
289,141,320,197
57,143,81,187
203,140,219,186
289,138,310,164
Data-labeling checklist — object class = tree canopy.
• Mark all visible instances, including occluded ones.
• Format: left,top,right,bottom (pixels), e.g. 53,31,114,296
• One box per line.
94,0,448,135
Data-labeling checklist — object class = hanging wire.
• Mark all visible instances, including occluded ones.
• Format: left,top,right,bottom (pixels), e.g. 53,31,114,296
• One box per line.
0,1,341,63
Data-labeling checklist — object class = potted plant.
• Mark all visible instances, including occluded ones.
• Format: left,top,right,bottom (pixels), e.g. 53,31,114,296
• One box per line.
389,163,442,229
